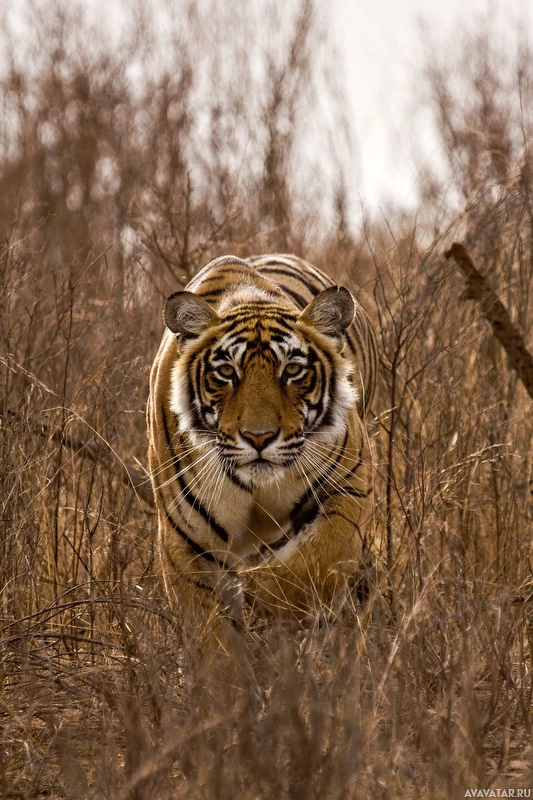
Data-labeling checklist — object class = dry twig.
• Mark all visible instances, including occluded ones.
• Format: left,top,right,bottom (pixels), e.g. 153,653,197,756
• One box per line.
445,242,533,401
3,408,155,507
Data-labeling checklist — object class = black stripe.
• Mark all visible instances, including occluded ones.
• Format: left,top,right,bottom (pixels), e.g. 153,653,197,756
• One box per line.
324,510,363,535
291,430,349,524
342,485,373,499
214,339,245,355
256,266,322,300
193,270,250,287
290,501,321,532
342,440,364,479
192,578,217,592
196,287,235,300
306,356,331,431
186,256,252,290
161,500,219,564
162,407,230,543
220,459,253,492
224,312,297,329
298,262,330,288
276,284,308,309
258,532,291,554
250,255,330,290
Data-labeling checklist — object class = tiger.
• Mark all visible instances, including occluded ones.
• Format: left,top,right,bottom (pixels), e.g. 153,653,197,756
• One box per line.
147,254,377,628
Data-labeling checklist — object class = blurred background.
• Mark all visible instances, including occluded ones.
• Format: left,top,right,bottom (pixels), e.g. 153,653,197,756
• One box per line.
338,0,531,210
1,1,532,796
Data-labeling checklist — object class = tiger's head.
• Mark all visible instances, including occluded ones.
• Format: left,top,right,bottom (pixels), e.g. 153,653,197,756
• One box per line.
164,284,357,487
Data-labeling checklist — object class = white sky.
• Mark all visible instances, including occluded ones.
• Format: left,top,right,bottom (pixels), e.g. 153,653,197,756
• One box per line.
5,0,530,215
336,0,533,211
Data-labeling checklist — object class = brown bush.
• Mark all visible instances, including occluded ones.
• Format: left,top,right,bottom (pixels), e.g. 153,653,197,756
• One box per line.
0,3,531,797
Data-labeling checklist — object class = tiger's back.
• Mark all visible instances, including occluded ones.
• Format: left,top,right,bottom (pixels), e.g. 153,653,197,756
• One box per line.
246,255,377,415
148,254,376,623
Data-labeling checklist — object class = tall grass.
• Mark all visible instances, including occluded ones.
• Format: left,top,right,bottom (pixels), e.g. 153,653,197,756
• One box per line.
0,2,532,797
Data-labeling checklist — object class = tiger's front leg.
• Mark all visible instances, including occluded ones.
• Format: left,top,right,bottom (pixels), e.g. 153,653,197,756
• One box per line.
242,421,373,618
156,514,259,693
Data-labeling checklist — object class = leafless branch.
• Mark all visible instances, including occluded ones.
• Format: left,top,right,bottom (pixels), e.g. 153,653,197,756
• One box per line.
445,242,533,401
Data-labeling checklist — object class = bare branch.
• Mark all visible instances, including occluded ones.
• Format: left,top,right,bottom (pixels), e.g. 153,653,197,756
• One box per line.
445,242,533,401
4,409,155,507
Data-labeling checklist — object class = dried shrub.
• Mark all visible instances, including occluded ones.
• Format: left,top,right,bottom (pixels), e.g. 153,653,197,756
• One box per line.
0,3,531,798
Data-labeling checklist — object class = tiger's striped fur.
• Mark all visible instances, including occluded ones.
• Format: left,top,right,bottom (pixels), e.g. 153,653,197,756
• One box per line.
147,254,376,622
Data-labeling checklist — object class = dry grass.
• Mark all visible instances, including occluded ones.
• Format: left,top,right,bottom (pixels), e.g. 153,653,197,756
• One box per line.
0,2,532,797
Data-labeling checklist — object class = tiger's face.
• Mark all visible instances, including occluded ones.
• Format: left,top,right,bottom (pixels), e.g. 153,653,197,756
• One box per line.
164,287,357,487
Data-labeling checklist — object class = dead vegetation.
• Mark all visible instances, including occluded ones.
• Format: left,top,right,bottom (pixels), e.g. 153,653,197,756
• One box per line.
0,2,532,797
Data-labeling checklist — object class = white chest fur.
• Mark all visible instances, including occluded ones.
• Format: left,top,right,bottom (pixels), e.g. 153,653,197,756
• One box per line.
210,470,302,559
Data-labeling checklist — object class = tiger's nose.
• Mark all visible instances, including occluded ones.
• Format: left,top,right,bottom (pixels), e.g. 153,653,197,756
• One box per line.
240,429,279,451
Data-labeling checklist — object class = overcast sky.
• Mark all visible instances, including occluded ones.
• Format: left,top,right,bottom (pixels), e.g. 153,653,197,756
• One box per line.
336,0,532,211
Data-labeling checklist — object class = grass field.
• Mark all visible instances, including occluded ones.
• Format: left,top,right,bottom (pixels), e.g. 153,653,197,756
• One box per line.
1,2,532,797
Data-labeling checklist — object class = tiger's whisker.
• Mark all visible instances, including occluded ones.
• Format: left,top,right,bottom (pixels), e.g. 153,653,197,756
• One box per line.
155,446,219,491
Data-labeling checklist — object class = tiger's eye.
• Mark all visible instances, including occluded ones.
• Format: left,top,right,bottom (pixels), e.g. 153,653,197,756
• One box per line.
217,364,235,378
284,362,304,377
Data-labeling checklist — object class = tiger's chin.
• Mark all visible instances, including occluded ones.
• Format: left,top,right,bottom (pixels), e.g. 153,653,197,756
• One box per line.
233,459,287,488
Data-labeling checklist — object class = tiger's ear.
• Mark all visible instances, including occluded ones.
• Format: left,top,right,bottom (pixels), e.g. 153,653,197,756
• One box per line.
164,291,220,337
300,286,355,337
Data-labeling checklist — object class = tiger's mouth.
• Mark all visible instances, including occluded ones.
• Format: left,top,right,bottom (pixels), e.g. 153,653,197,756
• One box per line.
223,449,301,469
233,458,287,487
249,457,274,469
223,447,306,489
215,431,305,485
229,453,281,470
